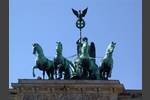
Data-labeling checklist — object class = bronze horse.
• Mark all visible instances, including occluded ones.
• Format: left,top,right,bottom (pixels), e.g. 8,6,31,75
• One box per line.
32,43,54,80
99,42,116,80
54,41,75,79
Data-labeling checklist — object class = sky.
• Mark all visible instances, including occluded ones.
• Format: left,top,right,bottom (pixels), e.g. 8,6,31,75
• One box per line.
9,0,142,89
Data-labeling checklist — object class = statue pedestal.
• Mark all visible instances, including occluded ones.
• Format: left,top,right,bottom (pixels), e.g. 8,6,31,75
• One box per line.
10,79,126,100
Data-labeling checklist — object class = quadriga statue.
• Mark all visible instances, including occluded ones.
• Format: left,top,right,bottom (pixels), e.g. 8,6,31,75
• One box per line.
32,41,116,80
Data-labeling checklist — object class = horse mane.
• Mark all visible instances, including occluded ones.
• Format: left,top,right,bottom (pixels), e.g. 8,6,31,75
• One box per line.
33,43,44,56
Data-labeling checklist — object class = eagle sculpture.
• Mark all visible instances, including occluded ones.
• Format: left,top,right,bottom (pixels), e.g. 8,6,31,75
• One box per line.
72,8,88,20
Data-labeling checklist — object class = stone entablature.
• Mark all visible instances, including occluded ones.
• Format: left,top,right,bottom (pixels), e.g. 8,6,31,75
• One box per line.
9,79,142,100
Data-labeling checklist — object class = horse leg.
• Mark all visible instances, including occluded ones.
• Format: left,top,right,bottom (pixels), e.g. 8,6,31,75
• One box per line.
51,70,54,80
64,68,71,80
99,68,103,80
89,70,93,79
58,70,62,80
82,68,88,79
108,67,112,77
102,71,105,80
50,67,54,80
104,67,109,80
58,67,63,80
46,69,54,80
104,72,107,80
54,68,57,79
104,71,108,80
101,63,106,80
106,68,111,80
33,66,38,77
101,71,103,80
43,71,45,80
46,70,50,80
106,73,108,80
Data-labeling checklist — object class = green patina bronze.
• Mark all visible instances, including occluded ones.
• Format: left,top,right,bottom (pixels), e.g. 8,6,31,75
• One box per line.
73,37,100,80
54,41,75,80
99,42,116,80
32,8,116,80
32,41,116,80
32,43,54,80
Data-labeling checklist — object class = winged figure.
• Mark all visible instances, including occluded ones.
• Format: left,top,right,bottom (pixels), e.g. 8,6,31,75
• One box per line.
72,8,88,20
89,42,96,62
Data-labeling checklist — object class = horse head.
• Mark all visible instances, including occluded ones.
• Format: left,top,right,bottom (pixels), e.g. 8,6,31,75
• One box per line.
32,43,39,55
56,41,63,56
106,41,116,56
32,43,43,56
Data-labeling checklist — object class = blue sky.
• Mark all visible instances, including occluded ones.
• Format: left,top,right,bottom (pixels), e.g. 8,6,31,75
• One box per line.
9,0,142,89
